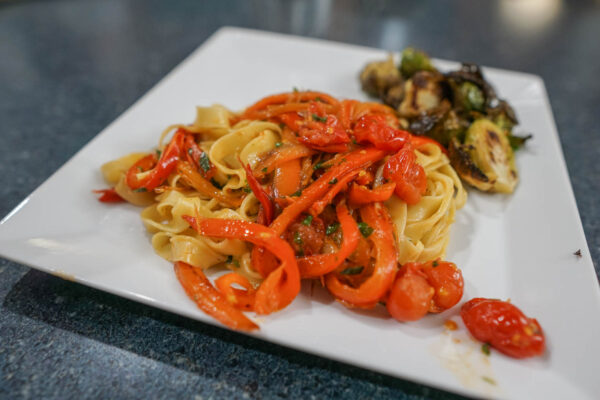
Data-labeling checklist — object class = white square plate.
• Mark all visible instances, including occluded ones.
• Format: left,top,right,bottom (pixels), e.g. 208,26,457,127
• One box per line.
1,27,598,399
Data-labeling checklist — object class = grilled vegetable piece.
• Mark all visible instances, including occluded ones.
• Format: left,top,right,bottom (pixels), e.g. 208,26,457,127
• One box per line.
455,82,485,112
400,47,436,78
398,71,447,118
360,56,405,108
449,119,517,193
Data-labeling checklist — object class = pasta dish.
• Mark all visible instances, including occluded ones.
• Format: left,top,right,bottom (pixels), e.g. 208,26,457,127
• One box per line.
98,91,467,331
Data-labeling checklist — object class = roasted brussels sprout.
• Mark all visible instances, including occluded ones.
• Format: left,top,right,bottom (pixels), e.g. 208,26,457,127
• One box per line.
400,47,436,78
360,56,404,106
450,119,517,193
456,82,485,112
398,71,446,118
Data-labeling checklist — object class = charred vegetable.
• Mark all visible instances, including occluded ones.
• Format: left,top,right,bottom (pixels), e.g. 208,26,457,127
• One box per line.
359,48,531,194
449,119,517,193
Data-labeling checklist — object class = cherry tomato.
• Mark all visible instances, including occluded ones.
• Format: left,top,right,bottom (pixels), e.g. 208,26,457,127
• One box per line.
461,298,546,359
383,145,427,205
420,260,464,312
353,114,410,153
297,114,351,152
386,263,433,322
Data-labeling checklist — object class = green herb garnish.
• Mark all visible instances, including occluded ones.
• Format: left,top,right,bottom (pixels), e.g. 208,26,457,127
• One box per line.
432,260,439,267
313,162,326,170
199,152,211,172
312,114,327,123
293,232,303,245
481,343,491,356
261,167,268,173
326,223,339,235
340,266,364,275
358,222,374,238
155,149,162,158
137,166,144,172
243,184,252,193
291,189,303,197
275,142,283,148
302,215,313,226
134,188,147,193
328,178,338,185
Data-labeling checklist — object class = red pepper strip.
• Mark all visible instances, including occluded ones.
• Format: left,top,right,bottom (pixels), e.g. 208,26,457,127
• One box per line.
325,203,398,306
177,161,243,208
247,103,337,121
298,203,359,278
348,182,396,206
410,135,448,155
274,159,301,197
253,144,315,178
250,206,279,278
184,135,216,178
270,147,386,236
187,217,301,315
215,272,256,311
93,188,125,203
308,170,360,216
337,99,359,130
126,129,186,190
240,91,340,119
243,162,274,224
173,261,259,331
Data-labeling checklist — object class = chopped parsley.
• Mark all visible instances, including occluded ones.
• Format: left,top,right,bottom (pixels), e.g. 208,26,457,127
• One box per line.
134,188,147,193
340,266,364,275
326,223,339,235
313,162,327,170
155,149,162,158
293,232,303,245
315,96,323,102
137,166,144,172
328,178,338,185
481,343,491,356
432,260,439,267
291,189,303,197
293,87,299,93
275,141,283,148
302,215,313,226
261,167,268,173
242,184,252,193
312,114,327,123
199,152,211,172
358,222,374,238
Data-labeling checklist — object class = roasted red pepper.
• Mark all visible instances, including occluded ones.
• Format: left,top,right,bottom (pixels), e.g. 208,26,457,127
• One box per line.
215,272,256,311
243,162,274,224
185,217,301,315
325,203,398,306
348,182,396,206
298,203,359,278
93,188,124,203
174,261,258,331
126,129,186,191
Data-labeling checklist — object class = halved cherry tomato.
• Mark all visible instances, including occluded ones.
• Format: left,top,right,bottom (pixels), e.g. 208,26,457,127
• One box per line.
353,114,410,153
383,144,427,205
419,260,464,312
461,298,545,359
93,188,124,203
387,263,433,322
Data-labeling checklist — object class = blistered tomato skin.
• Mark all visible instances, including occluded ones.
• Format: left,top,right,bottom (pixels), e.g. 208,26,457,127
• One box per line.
386,264,433,322
420,260,464,312
461,298,545,359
